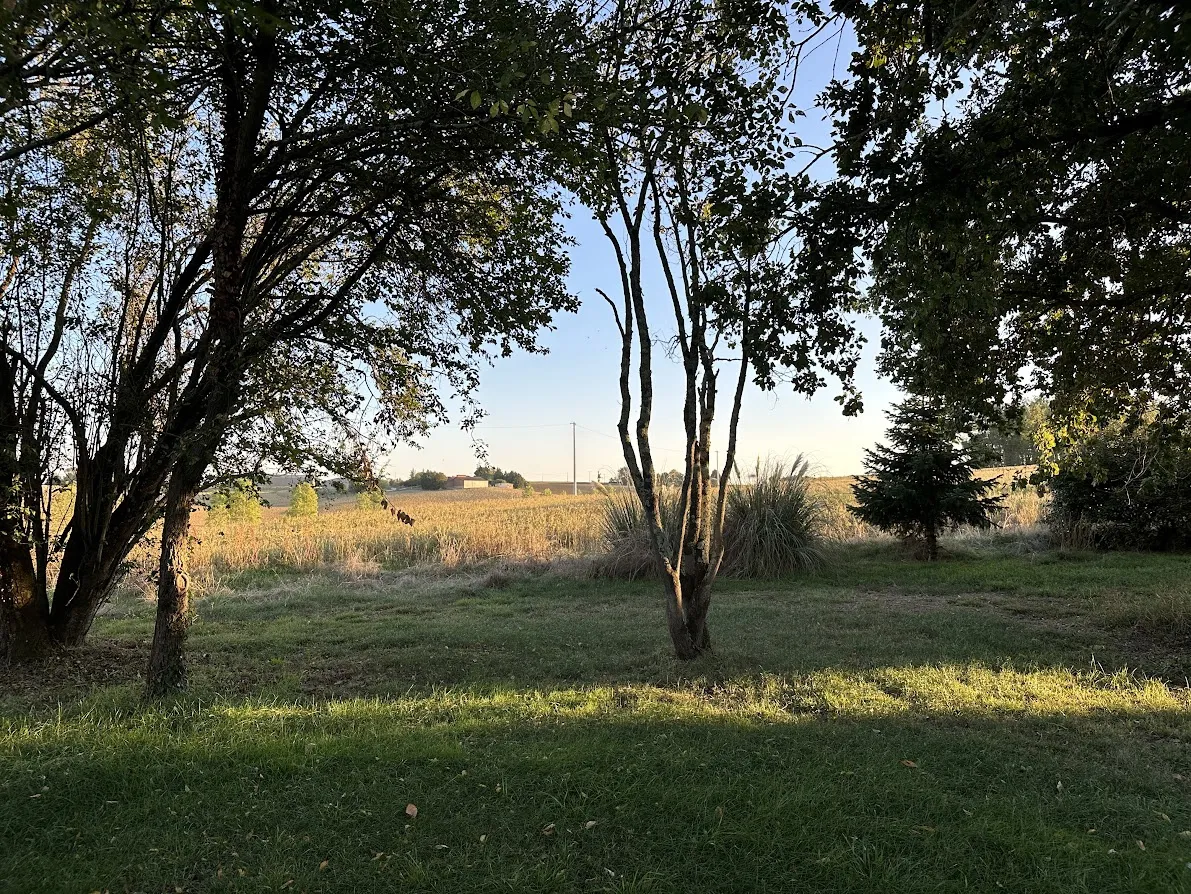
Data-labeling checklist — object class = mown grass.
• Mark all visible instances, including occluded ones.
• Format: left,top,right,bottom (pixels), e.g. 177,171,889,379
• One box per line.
3,548,1191,893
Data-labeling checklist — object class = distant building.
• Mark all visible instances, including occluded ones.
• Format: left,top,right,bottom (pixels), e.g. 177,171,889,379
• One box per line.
491,481,514,489
445,475,488,489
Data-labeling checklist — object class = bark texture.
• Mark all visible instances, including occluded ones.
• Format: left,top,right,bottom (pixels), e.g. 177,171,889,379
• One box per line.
0,537,50,663
146,479,196,696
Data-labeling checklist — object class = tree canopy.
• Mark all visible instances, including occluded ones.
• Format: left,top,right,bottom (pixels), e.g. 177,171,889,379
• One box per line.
825,0,1191,419
2,0,587,668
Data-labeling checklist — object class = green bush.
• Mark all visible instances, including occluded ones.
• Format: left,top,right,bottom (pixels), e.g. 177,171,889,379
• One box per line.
356,487,385,511
599,485,681,579
1049,413,1191,551
475,466,527,488
286,482,319,517
208,479,262,526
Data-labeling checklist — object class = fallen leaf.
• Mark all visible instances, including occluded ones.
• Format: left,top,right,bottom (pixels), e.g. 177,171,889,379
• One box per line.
541,823,556,836
372,852,385,861
901,760,918,768
1157,812,1171,823
584,820,597,830
319,859,329,872
479,834,487,844
1137,840,1146,851
1179,831,1191,838
405,803,418,819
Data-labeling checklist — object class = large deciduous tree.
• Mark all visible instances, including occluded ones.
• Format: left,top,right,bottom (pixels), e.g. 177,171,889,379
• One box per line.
1,0,584,670
581,0,863,659
825,0,1191,419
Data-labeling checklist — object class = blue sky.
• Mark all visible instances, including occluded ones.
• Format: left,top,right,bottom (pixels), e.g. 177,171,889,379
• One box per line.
383,19,904,482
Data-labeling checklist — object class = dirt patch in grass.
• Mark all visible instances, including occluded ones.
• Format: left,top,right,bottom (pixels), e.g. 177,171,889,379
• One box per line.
0,639,146,705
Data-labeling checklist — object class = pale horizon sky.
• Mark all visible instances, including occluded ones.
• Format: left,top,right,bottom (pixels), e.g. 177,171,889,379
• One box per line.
382,20,905,482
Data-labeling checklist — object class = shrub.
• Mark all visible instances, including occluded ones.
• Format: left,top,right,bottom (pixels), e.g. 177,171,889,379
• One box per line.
599,459,825,579
1048,413,1191,550
850,398,1003,560
286,482,319,517
208,478,263,526
599,485,681,579
356,487,385,511
722,457,823,576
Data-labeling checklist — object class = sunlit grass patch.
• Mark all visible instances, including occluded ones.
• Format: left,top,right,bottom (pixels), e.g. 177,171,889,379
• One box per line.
4,551,1191,893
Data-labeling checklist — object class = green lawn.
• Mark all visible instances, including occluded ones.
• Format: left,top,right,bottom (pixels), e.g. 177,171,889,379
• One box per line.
3,548,1191,893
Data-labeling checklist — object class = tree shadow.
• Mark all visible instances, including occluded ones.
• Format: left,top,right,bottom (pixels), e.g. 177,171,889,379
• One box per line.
1,695,1188,893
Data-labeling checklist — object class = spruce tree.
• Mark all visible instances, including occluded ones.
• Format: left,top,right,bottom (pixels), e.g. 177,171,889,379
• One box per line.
850,399,1003,560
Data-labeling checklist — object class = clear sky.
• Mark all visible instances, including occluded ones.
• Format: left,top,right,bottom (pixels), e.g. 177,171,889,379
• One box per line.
383,19,904,482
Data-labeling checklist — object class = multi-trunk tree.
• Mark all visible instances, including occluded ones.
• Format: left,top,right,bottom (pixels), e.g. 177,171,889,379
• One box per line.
1,0,586,680
581,0,863,658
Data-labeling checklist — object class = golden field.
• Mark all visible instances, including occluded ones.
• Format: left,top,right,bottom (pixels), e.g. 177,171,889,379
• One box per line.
174,466,1045,580
189,488,609,576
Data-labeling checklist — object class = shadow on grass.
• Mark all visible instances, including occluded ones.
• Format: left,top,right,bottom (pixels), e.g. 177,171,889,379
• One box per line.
2,690,1189,894
4,550,1191,893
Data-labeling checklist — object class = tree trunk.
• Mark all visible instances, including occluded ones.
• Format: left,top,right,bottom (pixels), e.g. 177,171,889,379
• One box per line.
146,479,197,697
925,527,939,561
47,557,122,647
663,568,713,660
0,537,51,663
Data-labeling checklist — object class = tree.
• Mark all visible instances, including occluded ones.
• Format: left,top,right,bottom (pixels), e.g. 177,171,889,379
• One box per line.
580,0,862,658
410,470,448,490
475,465,526,487
1047,404,1191,552
0,1,195,162
356,487,385,511
2,0,585,674
967,399,1049,468
825,0,1191,421
207,479,263,527
850,399,1003,561
287,482,319,518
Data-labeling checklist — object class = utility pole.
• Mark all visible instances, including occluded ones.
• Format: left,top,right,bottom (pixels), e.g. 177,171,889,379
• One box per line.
572,422,578,495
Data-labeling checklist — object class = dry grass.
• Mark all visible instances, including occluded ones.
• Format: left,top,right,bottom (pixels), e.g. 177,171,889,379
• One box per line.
72,467,1052,590
811,466,1046,543
188,488,606,576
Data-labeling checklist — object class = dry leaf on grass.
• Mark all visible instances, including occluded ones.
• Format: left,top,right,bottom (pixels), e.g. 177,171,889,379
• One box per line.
405,803,418,819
